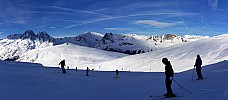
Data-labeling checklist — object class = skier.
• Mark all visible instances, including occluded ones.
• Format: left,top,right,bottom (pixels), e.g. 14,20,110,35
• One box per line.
86,67,89,76
116,69,119,78
162,58,176,98
59,60,66,73
194,55,203,80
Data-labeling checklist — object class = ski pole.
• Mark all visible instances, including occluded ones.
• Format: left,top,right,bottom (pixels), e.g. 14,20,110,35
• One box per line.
192,66,195,80
172,78,192,94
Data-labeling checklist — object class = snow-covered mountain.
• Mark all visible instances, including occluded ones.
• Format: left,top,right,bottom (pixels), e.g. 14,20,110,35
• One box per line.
98,34,228,72
53,31,103,47
20,30,37,40
96,33,208,54
6,34,22,39
18,43,127,69
16,34,227,72
0,30,54,60
0,31,104,60
0,30,208,61
37,31,53,42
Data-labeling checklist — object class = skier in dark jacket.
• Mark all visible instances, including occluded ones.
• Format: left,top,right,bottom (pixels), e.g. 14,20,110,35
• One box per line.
116,69,119,78
162,58,175,97
59,60,66,73
194,55,203,80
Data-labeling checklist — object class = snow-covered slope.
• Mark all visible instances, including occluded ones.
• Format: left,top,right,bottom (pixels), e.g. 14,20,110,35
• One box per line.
99,34,228,72
1,59,228,100
0,31,104,60
18,43,127,69
0,30,53,60
96,33,208,54
0,39,36,60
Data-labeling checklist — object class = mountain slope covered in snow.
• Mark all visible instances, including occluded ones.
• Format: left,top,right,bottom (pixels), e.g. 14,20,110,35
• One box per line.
0,30,54,60
0,31,103,60
96,33,208,54
99,34,228,72
53,31,103,47
18,43,127,69
0,30,208,61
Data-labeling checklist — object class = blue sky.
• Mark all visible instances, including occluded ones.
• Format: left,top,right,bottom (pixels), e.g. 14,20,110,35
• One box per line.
0,0,228,38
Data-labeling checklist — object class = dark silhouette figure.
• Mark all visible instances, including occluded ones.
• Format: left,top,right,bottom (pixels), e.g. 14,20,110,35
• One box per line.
162,58,175,97
194,55,203,80
75,67,77,71
116,69,119,78
86,67,89,76
59,60,66,73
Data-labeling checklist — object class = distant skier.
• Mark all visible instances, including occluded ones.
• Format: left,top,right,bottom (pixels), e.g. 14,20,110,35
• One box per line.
162,58,175,98
194,55,203,80
86,67,89,76
59,60,66,73
116,69,119,78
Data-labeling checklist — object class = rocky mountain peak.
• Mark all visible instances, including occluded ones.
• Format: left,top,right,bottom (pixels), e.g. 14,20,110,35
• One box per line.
37,31,51,42
20,30,37,40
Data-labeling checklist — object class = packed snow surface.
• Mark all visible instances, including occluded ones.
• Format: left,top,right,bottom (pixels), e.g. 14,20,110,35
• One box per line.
0,60,228,100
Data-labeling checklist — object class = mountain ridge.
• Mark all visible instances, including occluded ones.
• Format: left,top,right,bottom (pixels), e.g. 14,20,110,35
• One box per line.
0,30,208,60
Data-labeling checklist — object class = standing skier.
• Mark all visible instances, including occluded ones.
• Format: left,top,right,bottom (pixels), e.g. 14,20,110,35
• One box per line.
194,55,203,80
116,69,119,78
59,60,66,73
162,58,175,97
86,67,89,76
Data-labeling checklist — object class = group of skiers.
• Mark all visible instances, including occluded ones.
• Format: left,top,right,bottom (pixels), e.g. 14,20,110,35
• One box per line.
59,60,90,76
162,55,204,98
58,55,204,98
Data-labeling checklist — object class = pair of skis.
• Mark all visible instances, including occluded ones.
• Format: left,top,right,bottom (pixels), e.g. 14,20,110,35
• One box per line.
150,94,183,100
191,77,208,82
150,77,208,99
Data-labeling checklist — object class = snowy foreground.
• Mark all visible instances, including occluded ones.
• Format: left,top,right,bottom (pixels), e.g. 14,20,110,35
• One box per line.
0,60,228,100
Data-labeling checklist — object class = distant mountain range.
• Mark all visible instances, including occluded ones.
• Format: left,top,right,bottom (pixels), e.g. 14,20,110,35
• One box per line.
0,30,208,60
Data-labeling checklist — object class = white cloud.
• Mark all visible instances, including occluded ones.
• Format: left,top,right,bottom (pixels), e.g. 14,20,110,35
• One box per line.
51,6,195,30
45,6,108,17
176,21,185,24
92,8,109,13
135,20,177,28
12,20,27,24
208,0,219,10
104,28,132,31
49,27,56,29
